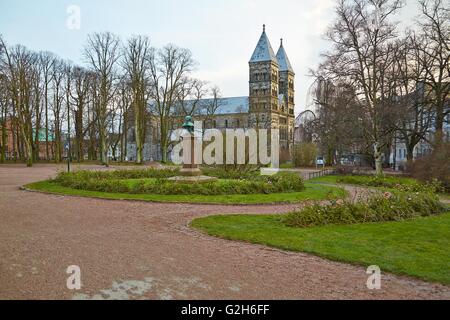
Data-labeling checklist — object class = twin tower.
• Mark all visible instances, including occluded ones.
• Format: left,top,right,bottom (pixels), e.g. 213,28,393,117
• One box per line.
248,25,295,149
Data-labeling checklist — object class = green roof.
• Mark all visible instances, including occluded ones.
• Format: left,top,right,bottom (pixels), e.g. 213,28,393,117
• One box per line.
35,129,55,142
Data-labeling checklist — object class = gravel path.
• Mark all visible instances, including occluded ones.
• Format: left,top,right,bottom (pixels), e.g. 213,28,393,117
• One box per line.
0,164,449,300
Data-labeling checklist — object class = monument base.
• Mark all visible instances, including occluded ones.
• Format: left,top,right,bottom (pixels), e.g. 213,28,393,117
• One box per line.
167,175,218,184
179,167,202,176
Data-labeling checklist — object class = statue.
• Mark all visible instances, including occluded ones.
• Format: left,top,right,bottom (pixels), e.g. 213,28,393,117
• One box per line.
167,116,217,183
182,116,195,134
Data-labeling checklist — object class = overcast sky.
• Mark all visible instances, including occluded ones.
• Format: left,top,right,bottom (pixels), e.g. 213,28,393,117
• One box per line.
0,0,420,115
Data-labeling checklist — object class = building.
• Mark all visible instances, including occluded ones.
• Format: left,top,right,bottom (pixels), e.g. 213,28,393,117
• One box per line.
390,115,450,170
127,25,296,162
389,82,450,170
1,119,55,161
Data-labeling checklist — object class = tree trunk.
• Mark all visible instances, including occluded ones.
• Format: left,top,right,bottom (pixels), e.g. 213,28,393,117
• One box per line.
26,142,33,167
45,84,49,161
121,112,127,162
406,143,415,162
100,127,108,166
135,103,143,164
20,124,33,167
161,143,168,163
373,142,383,176
0,121,6,163
434,108,444,147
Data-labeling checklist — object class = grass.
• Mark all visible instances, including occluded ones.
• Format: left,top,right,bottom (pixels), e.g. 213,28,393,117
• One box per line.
279,163,295,169
439,193,450,201
191,213,450,284
25,180,347,205
309,175,342,184
310,174,418,185
310,174,450,200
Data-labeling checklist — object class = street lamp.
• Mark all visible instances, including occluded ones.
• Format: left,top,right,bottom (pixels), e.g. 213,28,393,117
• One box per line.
67,99,71,173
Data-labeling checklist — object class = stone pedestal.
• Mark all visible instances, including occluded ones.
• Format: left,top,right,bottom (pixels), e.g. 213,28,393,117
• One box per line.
180,134,201,176
167,133,217,184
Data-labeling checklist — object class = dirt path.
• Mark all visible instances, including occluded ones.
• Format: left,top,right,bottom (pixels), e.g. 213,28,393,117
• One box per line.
0,164,449,300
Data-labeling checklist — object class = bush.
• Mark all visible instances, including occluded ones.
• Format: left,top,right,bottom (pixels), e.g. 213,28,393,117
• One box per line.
201,165,260,180
335,175,442,193
283,192,446,228
56,168,179,182
54,168,305,196
293,143,317,167
334,165,372,175
407,143,450,192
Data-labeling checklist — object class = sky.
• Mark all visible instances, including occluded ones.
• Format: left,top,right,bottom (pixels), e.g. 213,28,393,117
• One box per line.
0,0,420,115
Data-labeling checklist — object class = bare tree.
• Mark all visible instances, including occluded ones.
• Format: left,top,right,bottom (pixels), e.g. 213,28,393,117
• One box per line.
86,74,100,161
203,85,223,130
84,32,121,166
0,37,9,162
123,35,152,163
115,78,132,162
176,78,208,116
38,51,56,160
392,35,434,162
416,0,450,145
0,70,9,163
70,66,91,162
321,0,403,175
0,38,37,166
306,76,364,165
30,55,44,161
148,44,195,163
50,59,66,162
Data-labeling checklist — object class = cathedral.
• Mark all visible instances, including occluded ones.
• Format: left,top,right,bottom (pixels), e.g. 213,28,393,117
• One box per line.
126,25,296,162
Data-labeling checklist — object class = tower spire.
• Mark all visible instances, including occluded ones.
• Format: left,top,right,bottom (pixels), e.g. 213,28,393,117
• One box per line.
249,25,277,63
276,39,294,73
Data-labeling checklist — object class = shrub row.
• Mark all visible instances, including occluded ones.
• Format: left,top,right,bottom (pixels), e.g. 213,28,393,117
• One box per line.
336,175,442,193
283,192,447,228
56,168,180,182
201,166,261,180
407,142,450,192
54,170,305,195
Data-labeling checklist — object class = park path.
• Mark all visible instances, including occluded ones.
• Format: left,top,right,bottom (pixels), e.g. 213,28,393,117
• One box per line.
0,164,449,300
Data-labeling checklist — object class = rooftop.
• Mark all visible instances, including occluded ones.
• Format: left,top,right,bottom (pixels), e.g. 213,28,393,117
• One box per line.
195,96,249,115
249,25,278,64
276,39,295,73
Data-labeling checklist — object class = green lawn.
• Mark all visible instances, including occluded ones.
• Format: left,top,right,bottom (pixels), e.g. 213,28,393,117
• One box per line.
309,175,342,184
310,175,450,200
310,174,418,185
25,180,347,205
191,213,450,284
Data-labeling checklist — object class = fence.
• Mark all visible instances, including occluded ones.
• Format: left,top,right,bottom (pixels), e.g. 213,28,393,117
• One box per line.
305,168,335,181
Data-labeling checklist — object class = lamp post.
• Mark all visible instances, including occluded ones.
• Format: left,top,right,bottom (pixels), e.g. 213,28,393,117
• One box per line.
67,97,71,173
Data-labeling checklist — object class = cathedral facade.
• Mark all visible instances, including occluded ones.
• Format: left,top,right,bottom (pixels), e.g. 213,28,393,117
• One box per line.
126,25,296,162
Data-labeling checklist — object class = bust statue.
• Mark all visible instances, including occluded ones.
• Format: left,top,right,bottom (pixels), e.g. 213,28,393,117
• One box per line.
182,116,194,134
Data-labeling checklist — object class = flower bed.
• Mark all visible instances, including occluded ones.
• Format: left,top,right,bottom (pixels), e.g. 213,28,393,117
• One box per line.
54,168,305,196
283,191,447,228
335,175,442,193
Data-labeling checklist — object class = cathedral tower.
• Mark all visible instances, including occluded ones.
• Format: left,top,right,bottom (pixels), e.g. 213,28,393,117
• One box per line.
276,38,295,149
276,38,295,116
248,25,279,129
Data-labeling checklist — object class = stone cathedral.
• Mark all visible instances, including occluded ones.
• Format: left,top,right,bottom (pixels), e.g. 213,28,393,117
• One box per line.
127,25,296,162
